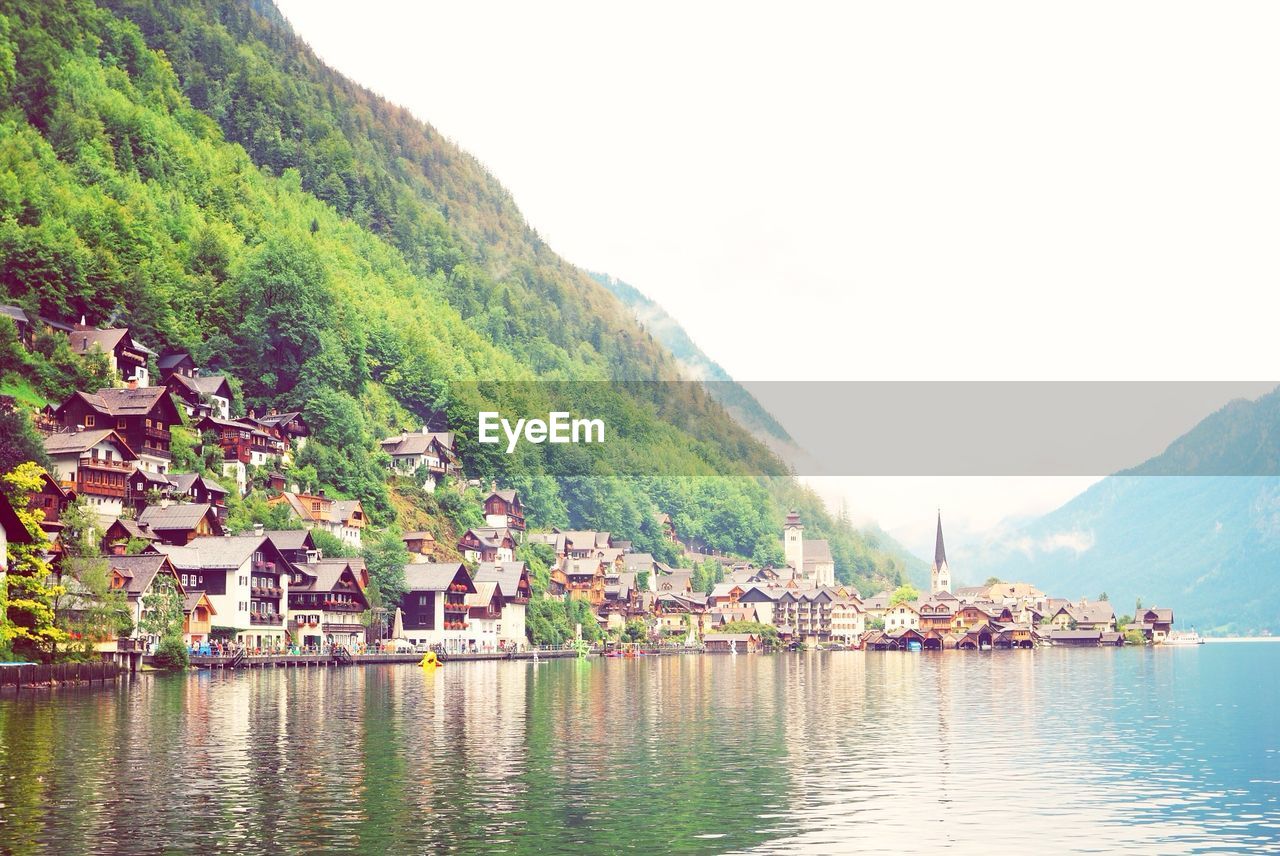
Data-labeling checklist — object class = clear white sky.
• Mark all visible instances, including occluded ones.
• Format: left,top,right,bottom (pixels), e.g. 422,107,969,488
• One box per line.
274,0,1280,555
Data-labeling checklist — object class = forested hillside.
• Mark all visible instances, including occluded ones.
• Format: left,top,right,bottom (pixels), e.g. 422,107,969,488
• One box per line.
0,0,918,591
591,272,792,446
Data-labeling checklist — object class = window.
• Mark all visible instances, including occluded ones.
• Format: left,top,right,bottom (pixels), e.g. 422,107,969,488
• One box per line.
85,414,95,427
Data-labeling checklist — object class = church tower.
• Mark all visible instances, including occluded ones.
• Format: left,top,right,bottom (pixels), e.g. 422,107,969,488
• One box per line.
931,510,951,593
783,510,804,575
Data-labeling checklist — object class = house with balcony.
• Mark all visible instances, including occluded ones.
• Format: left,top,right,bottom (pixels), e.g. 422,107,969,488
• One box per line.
380,429,458,490
103,517,160,554
261,528,320,565
1130,607,1175,643
1045,599,1115,632
136,503,224,545
457,527,516,563
197,415,287,493
564,557,606,606
166,372,232,420
167,473,230,521
53,386,180,474
483,489,526,535
183,590,216,646
68,325,153,385
252,410,310,450
267,490,366,549
398,562,477,653
125,467,176,514
286,557,371,650
155,535,291,650
472,561,532,648
43,429,138,521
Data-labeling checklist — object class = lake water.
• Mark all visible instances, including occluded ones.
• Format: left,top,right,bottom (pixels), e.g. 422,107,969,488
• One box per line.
1,644,1277,854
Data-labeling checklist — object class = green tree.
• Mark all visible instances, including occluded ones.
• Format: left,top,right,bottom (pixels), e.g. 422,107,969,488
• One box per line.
890,584,920,605
361,528,409,608
2,462,68,661
138,573,185,641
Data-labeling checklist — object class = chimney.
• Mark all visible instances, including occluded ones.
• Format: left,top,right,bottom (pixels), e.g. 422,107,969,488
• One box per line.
110,541,126,556
126,379,138,390
253,523,264,537
318,489,325,498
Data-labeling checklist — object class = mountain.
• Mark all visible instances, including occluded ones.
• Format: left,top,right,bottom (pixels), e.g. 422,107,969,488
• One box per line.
960,388,1280,634
590,272,792,446
0,0,920,591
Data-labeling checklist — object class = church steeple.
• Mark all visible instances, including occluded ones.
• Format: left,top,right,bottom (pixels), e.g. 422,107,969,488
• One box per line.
931,509,951,593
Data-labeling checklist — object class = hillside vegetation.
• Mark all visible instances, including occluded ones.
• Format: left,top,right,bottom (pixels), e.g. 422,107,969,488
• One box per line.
0,0,918,591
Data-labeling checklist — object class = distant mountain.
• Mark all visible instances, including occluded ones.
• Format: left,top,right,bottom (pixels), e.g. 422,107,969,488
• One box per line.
960,387,1280,634
590,272,792,446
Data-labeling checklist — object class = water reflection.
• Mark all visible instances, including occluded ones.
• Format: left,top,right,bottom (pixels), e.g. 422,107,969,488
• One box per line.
0,646,1277,854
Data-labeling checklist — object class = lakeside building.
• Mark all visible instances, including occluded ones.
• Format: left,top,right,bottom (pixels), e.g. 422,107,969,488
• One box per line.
399,562,477,653
155,535,291,650
286,557,371,650
43,429,137,523
267,490,366,549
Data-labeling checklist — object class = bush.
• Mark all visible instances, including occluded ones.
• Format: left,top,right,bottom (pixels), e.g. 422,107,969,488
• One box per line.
153,636,190,671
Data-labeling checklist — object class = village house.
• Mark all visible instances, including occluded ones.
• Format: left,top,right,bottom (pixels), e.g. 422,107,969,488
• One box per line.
125,467,175,514
402,531,437,562
156,349,197,381
155,535,292,650
917,599,957,634
830,593,865,642
53,386,180,475
705,633,762,653
1046,599,1116,632
654,569,694,595
456,527,516,563
104,553,184,650
166,372,233,420
198,415,287,491
398,562,477,653
252,410,310,450
286,557,370,651
560,530,612,559
68,324,153,385
482,488,526,535
102,518,160,554
883,600,921,633
472,561,532,648
564,556,606,606
260,529,321,565
464,579,506,649
43,429,137,521
268,490,365,548
167,473,230,520
379,429,458,490
183,591,217,646
1129,607,1175,643
136,503,224,545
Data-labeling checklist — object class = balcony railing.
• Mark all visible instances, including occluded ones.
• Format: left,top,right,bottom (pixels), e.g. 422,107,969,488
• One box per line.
323,602,363,613
250,613,281,625
78,457,132,472
443,602,468,614
251,586,283,598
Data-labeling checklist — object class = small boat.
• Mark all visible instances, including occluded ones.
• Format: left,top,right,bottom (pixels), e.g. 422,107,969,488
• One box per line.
1163,630,1205,646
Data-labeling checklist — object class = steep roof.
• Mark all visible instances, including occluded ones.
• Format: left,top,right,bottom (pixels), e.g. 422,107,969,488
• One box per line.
183,590,215,614
486,489,519,504
168,473,229,497
69,328,129,356
70,386,173,418
380,431,451,456
402,562,472,593
802,539,833,563
155,535,270,570
43,429,137,459
260,529,315,552
137,503,219,532
107,554,176,597
934,511,947,568
291,558,368,597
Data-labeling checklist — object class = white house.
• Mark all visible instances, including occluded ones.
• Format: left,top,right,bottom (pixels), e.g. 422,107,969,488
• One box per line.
398,562,478,653
157,535,291,649
473,561,532,649
42,429,138,523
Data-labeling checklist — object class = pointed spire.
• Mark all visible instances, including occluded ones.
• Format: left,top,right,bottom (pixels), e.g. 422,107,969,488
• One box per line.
933,509,947,568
